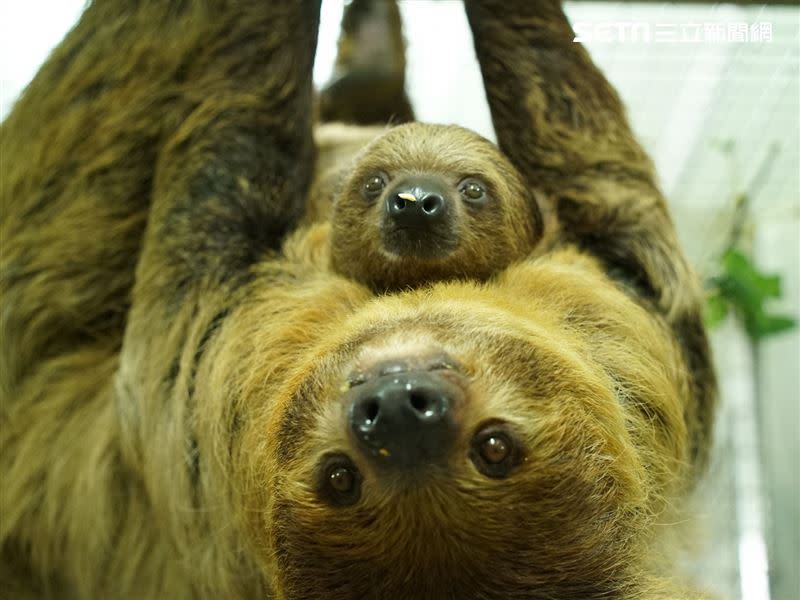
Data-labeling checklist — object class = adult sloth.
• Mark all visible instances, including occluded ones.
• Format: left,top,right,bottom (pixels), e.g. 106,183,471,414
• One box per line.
0,1,715,599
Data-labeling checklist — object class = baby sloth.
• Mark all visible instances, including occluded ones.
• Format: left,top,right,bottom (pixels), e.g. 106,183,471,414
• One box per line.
325,122,544,291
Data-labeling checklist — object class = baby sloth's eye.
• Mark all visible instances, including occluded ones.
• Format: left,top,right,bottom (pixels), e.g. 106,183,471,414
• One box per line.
470,425,520,479
317,454,362,507
459,178,487,203
363,173,387,199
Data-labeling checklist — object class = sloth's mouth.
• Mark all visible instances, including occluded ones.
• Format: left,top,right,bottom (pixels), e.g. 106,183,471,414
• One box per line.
381,225,458,258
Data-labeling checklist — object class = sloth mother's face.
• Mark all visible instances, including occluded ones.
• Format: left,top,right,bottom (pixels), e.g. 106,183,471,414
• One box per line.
257,291,655,600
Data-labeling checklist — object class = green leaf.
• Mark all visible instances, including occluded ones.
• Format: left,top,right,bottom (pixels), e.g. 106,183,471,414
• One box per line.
704,294,729,328
725,249,782,297
709,248,796,341
718,249,784,310
746,312,797,340
760,275,782,298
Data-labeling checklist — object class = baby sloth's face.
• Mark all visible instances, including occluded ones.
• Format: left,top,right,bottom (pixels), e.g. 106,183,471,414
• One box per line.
330,123,543,291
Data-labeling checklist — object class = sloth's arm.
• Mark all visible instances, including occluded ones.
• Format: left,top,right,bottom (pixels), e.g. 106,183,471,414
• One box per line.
134,0,322,305
463,0,695,320
117,0,324,556
123,0,323,385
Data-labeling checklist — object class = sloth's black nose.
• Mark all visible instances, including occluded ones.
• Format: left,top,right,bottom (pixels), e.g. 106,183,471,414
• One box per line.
347,370,460,469
385,177,449,230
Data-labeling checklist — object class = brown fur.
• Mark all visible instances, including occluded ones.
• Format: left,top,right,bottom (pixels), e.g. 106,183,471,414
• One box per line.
0,1,716,599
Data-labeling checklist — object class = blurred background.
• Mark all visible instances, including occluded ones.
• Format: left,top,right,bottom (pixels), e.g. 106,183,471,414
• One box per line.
2,1,798,598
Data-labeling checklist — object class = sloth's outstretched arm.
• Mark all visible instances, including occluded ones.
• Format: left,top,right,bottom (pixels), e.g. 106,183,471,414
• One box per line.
117,0,324,542
134,1,320,303
0,1,321,399
464,0,694,318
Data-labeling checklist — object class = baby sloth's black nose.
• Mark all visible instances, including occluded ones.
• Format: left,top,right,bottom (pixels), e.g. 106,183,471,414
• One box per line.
348,370,460,470
385,176,449,230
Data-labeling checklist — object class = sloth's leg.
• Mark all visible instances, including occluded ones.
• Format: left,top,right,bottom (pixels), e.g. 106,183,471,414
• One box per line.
464,0,714,472
318,0,414,125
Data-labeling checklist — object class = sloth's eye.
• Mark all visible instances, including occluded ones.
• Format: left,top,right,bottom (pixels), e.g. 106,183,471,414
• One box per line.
470,425,519,479
318,454,362,506
459,179,487,203
363,173,387,198
329,466,354,493
480,435,510,464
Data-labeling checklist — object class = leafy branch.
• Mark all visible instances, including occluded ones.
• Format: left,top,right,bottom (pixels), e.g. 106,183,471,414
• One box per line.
703,141,796,340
